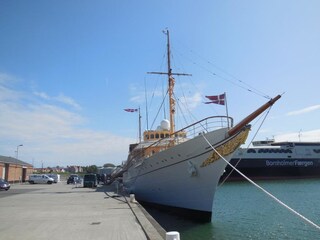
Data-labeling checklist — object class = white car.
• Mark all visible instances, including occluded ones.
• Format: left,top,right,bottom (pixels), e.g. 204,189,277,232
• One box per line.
47,174,60,183
28,174,54,184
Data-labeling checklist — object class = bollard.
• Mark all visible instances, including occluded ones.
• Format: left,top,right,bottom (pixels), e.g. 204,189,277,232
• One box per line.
166,231,180,240
130,194,136,203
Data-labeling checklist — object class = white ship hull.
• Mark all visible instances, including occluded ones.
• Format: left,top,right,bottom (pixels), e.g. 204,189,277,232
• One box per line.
119,31,281,222
123,127,249,220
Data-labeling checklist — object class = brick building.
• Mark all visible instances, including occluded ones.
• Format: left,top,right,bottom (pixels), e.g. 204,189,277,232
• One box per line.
0,156,33,183
67,165,83,173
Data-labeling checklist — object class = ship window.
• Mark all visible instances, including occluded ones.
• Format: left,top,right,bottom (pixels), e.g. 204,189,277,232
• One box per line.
150,134,154,139
313,149,320,154
258,149,268,153
155,133,159,139
165,134,169,138
284,149,292,154
145,134,149,140
160,133,164,138
247,149,256,153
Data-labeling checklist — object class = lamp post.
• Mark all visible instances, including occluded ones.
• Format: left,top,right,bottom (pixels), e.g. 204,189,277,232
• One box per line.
16,144,23,160
15,144,23,184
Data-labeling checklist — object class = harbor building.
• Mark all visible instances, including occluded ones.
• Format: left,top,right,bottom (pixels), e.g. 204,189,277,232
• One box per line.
0,156,33,183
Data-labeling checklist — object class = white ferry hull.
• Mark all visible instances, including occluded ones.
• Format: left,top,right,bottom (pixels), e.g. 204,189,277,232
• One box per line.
222,141,320,181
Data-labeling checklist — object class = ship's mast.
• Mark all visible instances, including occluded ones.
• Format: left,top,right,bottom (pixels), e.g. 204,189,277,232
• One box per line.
166,31,175,134
148,30,191,134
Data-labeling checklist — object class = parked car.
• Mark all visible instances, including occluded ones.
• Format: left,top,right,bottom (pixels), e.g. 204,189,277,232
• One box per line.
28,174,54,184
0,178,10,191
83,174,97,188
67,175,81,184
47,174,60,183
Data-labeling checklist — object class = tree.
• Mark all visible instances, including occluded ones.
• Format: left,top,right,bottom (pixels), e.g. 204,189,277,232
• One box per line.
85,165,98,173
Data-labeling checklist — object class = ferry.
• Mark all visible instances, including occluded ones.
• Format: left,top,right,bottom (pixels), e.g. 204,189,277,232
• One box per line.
221,140,320,181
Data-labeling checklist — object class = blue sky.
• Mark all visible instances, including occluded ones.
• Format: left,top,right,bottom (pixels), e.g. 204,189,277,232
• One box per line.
1,1,320,168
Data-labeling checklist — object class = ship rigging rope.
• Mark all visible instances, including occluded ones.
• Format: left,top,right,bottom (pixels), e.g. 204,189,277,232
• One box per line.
201,134,320,231
219,106,273,186
150,89,169,130
171,44,271,100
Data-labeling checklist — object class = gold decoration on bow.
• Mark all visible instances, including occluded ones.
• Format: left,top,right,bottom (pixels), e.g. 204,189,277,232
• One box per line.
200,128,250,168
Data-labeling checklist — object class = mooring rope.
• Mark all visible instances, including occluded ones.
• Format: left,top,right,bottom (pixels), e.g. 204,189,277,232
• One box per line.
220,108,272,186
201,133,320,231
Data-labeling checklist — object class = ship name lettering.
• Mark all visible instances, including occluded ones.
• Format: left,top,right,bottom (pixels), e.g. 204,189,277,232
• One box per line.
266,160,313,167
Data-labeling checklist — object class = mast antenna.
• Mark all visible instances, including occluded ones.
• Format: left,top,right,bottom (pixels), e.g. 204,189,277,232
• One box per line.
148,30,192,134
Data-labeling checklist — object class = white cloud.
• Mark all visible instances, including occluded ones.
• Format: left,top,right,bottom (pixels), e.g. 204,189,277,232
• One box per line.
55,93,81,110
130,95,144,103
0,72,19,84
275,129,320,142
286,105,320,116
179,92,202,110
33,91,81,110
33,91,50,100
0,73,24,101
129,83,164,105
0,77,134,167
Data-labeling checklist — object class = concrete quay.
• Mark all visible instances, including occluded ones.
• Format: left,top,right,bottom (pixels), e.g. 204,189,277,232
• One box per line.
0,182,165,240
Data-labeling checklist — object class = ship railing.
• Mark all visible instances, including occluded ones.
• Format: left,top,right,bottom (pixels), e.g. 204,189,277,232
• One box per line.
178,116,233,143
128,116,233,163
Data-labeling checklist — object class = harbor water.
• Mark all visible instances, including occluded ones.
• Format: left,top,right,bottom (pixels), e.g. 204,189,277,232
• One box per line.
144,179,320,239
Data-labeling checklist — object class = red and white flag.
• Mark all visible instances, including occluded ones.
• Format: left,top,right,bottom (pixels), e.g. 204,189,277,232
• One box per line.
205,93,225,105
124,108,138,112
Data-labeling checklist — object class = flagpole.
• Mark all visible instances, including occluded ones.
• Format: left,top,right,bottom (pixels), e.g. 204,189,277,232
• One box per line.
144,77,149,131
225,92,230,128
138,107,142,143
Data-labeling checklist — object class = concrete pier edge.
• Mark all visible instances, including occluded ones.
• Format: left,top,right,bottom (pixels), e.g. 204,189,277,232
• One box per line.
125,195,166,240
